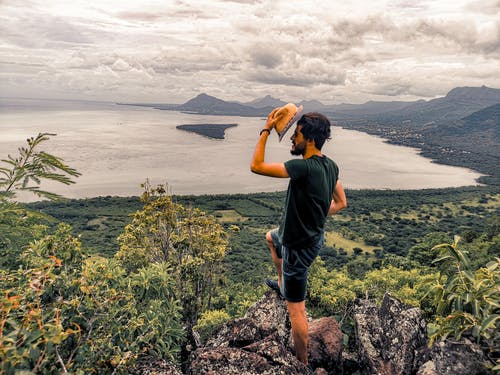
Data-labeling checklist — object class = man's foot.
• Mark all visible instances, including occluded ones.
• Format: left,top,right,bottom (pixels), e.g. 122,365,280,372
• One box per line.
265,278,283,297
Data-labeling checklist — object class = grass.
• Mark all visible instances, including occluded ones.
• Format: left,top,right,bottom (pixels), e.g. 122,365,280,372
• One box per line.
325,232,379,254
214,210,246,223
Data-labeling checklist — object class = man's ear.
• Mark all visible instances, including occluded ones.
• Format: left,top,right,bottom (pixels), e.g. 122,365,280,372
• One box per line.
306,138,316,147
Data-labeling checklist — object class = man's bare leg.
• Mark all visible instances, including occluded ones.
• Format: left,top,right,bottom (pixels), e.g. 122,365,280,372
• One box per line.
286,300,308,364
266,230,282,286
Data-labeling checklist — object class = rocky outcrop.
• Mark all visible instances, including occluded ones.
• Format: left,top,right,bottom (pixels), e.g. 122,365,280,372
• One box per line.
187,290,343,374
415,338,491,375
352,293,492,375
133,292,493,374
353,293,427,374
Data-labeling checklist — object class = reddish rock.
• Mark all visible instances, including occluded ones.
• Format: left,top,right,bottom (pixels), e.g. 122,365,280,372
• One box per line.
308,317,343,372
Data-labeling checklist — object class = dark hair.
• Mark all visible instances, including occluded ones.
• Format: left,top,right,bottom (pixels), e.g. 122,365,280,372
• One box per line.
296,112,331,150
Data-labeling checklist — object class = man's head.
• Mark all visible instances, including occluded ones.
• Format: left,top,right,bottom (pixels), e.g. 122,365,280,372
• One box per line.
294,112,331,152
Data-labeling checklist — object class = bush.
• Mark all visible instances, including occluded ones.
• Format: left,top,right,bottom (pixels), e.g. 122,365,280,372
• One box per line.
426,236,499,360
194,310,231,343
0,224,185,374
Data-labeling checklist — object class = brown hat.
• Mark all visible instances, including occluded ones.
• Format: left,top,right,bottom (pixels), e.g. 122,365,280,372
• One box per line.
272,103,303,142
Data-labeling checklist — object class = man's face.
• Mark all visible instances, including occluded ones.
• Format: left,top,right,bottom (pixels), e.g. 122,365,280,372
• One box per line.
290,125,306,156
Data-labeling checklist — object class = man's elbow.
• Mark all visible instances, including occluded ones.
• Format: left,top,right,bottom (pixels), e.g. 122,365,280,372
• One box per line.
250,162,261,175
340,200,347,210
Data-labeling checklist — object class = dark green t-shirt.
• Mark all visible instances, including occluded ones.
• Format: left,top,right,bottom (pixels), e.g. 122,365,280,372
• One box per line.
279,155,339,249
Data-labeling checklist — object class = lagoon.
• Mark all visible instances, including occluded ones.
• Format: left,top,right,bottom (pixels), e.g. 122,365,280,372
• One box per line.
0,98,483,201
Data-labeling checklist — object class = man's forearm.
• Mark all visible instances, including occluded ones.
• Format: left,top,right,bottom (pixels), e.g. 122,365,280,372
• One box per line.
250,130,270,173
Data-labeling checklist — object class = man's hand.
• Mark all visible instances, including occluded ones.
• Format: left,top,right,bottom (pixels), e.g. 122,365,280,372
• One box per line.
263,108,283,133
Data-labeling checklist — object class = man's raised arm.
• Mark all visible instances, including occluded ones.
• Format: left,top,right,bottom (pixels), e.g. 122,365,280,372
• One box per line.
250,109,289,178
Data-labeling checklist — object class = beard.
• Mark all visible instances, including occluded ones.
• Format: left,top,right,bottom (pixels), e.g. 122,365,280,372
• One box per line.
290,140,306,156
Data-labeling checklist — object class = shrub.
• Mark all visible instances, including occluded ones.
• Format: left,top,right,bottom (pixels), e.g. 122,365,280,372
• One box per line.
426,236,499,365
0,224,184,374
194,310,231,343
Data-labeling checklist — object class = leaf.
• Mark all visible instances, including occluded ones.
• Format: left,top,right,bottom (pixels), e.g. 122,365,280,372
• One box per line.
480,314,500,333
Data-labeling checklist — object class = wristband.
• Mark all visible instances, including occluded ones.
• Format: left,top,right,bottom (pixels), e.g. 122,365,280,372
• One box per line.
259,129,271,136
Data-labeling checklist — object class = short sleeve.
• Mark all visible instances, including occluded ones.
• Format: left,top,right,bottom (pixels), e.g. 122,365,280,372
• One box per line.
284,159,309,179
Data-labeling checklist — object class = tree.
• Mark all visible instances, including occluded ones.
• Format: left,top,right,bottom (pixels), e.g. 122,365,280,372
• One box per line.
0,133,81,270
115,182,229,326
0,133,81,202
407,232,451,266
1,224,185,373
0,138,186,373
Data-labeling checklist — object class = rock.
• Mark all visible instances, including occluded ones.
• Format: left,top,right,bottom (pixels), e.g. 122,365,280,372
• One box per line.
189,346,310,374
313,368,329,375
416,338,491,375
189,291,313,374
129,356,182,375
308,317,343,372
206,290,290,348
416,360,438,375
354,293,427,375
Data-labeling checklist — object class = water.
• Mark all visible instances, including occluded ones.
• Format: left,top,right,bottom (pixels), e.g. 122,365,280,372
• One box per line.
0,98,483,201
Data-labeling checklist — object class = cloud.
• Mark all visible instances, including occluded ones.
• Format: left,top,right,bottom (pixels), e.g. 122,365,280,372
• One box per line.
250,50,283,68
0,0,498,103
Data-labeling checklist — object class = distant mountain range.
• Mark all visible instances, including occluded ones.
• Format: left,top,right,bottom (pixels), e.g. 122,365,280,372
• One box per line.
121,85,500,124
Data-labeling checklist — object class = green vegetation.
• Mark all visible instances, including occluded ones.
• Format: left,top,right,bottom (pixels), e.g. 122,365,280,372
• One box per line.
426,237,499,367
0,132,81,202
1,134,499,372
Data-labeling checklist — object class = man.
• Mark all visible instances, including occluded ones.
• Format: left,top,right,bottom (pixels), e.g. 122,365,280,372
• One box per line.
250,110,347,365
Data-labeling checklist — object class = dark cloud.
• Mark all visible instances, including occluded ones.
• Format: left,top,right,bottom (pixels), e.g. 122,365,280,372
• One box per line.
367,82,412,96
250,50,283,68
244,66,345,87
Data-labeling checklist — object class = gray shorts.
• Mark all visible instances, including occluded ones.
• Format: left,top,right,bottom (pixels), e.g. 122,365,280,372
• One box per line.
269,228,323,302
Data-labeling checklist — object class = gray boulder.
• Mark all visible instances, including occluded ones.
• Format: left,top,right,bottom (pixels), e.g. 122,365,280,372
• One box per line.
354,293,427,375
189,290,344,374
188,291,311,374
416,338,491,375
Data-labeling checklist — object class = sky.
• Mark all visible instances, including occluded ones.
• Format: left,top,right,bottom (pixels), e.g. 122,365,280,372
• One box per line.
1,0,499,104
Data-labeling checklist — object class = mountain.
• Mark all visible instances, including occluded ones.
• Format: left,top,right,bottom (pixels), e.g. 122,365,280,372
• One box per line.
372,86,500,126
326,100,419,117
298,99,327,112
175,93,272,116
245,95,287,109
422,103,500,155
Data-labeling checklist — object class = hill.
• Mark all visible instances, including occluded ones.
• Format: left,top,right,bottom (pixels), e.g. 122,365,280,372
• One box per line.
328,86,500,185
370,86,500,126
175,93,272,116
245,95,287,108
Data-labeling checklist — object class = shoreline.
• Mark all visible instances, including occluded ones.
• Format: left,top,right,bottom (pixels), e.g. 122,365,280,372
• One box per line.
21,185,498,205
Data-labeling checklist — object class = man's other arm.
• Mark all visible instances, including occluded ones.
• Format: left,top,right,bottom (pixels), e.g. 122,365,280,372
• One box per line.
328,180,347,215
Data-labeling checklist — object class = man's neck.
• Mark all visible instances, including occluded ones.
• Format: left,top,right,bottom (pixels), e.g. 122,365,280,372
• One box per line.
303,145,322,159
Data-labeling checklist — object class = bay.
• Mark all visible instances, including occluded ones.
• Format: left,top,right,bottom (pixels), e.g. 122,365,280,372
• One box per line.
0,98,483,201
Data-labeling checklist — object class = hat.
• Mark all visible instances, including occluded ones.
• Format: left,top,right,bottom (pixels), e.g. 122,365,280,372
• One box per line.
273,103,303,142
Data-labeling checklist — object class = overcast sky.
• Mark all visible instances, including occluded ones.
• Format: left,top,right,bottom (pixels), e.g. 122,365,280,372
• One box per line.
1,0,499,104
